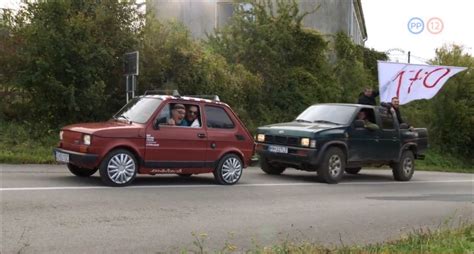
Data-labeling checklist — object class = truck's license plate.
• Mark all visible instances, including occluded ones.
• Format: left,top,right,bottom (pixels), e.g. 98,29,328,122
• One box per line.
55,152,69,163
268,145,288,154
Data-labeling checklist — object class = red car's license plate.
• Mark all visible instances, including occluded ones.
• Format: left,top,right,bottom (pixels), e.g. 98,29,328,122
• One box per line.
55,151,69,163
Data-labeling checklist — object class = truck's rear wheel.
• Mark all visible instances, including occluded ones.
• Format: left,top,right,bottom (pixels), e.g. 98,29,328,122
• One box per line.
318,147,345,184
260,156,286,175
392,150,415,181
345,167,361,175
67,163,98,177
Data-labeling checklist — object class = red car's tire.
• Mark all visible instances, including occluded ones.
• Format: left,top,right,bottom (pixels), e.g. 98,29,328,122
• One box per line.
99,149,138,187
213,154,243,185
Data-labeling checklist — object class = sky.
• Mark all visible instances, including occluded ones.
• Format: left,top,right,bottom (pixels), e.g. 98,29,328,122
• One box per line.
0,0,19,10
361,0,474,64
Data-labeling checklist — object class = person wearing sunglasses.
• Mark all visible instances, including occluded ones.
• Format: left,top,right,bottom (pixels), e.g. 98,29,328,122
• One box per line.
185,105,201,128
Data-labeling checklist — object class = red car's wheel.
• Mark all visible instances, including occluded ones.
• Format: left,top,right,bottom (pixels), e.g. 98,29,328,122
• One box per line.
214,154,243,185
99,149,138,186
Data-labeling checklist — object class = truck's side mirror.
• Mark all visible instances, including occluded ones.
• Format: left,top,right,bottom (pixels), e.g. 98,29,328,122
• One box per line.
399,123,409,129
354,120,365,129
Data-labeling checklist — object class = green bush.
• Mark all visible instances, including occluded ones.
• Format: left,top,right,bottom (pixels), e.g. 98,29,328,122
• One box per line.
404,45,474,164
138,16,264,131
0,121,57,164
208,0,342,125
2,0,141,128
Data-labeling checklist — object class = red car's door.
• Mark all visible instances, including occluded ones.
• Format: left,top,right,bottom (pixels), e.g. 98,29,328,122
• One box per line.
203,104,249,165
144,102,211,174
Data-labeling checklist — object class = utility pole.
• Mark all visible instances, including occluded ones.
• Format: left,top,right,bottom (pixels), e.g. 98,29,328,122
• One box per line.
408,51,411,63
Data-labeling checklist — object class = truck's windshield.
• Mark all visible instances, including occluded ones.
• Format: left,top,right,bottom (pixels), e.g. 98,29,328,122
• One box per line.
113,97,162,124
295,105,357,125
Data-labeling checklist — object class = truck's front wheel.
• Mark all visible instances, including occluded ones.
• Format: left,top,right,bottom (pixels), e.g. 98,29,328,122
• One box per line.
318,147,345,184
67,163,98,177
392,150,415,181
345,167,361,175
260,156,286,175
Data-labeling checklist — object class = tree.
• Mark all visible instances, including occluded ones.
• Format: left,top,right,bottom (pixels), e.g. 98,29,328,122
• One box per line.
332,32,387,103
10,0,141,127
427,45,473,160
0,9,28,120
208,0,338,123
139,16,263,130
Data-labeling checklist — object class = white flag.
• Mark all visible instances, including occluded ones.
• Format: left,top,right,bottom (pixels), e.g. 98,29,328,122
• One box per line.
378,61,467,105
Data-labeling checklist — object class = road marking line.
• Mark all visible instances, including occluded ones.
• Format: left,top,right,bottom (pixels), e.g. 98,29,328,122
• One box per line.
340,179,474,185
1,180,473,192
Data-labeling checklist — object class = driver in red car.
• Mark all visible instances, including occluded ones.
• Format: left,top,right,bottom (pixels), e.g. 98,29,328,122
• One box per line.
167,104,188,126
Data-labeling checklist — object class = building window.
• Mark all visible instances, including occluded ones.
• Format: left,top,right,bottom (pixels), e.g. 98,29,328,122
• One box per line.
217,2,234,28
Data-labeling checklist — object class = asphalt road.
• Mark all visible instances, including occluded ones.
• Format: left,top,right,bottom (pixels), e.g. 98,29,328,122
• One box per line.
1,164,473,253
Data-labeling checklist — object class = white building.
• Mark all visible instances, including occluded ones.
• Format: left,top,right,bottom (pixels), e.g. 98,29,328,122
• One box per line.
149,0,367,45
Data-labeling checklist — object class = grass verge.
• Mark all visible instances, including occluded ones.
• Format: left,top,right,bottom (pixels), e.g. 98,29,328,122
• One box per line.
187,223,473,253
417,150,473,173
261,224,473,254
0,121,57,164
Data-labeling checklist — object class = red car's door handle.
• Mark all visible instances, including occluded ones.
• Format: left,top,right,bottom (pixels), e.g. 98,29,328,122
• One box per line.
197,133,206,138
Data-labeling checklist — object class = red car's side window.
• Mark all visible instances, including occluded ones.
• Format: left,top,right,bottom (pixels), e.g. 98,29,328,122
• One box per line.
204,105,235,129
156,102,202,128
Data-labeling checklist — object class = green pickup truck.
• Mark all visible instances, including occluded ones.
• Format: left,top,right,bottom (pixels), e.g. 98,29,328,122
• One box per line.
255,103,428,184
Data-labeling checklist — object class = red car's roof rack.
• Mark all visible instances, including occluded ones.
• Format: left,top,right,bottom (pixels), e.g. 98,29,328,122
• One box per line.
185,95,220,101
144,90,180,97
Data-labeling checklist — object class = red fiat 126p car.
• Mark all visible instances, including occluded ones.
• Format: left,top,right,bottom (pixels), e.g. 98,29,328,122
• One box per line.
53,92,255,186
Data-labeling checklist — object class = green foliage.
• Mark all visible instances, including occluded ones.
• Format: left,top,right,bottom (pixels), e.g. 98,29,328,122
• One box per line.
0,0,386,132
404,45,474,163
1,9,27,120
3,0,470,166
208,0,339,123
0,120,57,164
139,16,263,130
360,223,474,254
428,45,474,160
3,0,141,127
180,223,474,253
209,2,386,123
248,224,474,253
417,150,473,173
332,32,387,102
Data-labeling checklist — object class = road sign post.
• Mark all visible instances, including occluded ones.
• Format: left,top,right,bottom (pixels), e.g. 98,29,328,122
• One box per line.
124,51,139,103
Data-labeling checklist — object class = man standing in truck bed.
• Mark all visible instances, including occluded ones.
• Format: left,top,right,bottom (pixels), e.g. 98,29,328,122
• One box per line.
358,87,379,105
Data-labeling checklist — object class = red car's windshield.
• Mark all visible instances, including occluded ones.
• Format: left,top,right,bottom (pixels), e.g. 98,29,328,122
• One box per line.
113,97,162,124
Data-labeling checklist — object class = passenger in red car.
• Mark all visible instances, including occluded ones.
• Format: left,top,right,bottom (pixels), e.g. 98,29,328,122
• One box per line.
167,104,188,126
186,105,200,127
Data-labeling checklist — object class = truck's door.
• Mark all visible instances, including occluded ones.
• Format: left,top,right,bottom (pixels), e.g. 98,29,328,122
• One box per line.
376,107,400,161
347,108,382,162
